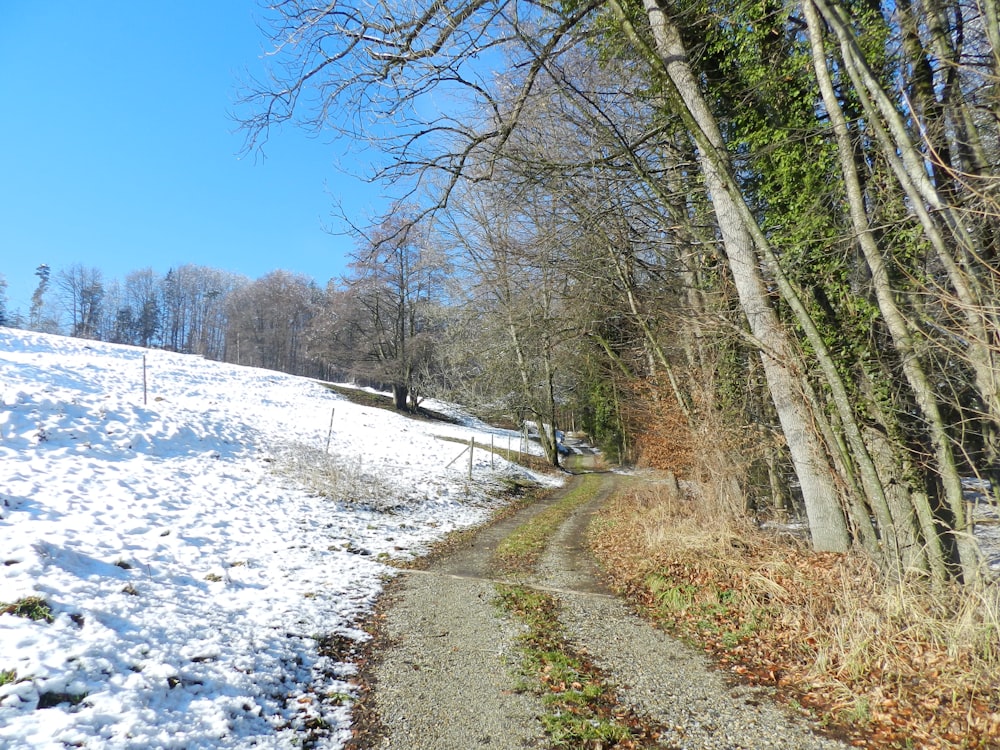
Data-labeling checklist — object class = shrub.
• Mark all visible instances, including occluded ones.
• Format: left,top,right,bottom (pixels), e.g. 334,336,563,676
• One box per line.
268,443,402,511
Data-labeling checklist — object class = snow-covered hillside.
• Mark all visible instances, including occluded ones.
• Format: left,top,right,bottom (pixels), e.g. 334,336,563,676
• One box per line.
0,331,551,749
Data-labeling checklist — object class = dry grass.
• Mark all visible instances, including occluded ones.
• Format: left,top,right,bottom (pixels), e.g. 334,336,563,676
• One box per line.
267,443,402,511
590,479,1000,748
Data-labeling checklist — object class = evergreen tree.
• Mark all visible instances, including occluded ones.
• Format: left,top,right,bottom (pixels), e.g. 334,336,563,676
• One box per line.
29,264,50,330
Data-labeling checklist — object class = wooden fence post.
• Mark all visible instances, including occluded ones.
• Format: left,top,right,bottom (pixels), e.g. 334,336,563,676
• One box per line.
325,407,336,453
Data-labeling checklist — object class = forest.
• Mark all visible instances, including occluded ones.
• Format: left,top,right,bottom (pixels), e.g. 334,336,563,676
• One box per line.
4,0,1000,588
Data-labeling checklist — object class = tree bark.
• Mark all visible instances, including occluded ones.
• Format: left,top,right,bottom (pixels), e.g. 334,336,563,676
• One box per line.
810,0,982,576
803,0,950,579
614,0,851,552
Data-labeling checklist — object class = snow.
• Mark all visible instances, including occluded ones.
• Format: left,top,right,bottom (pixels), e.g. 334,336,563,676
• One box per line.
965,478,1000,572
0,330,556,749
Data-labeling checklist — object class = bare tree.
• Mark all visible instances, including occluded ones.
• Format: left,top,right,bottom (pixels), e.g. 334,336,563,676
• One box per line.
123,268,162,348
225,270,316,374
55,264,104,340
311,215,448,410
440,180,581,465
161,265,247,356
240,0,1000,576
0,274,7,328
29,264,53,332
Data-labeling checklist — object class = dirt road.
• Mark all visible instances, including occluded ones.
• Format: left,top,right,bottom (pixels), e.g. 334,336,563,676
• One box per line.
353,471,849,749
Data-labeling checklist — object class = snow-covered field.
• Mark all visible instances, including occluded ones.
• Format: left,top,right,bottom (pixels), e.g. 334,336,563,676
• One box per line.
0,331,553,749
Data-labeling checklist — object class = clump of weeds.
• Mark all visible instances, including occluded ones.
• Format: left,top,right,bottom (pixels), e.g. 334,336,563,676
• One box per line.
1,596,54,623
268,443,401,511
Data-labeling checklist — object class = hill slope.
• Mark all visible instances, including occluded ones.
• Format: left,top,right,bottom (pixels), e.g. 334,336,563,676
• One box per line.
0,331,548,749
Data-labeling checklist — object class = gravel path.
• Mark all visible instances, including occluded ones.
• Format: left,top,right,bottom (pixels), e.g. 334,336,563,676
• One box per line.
367,494,559,749
532,473,849,750
368,571,545,749
364,471,852,749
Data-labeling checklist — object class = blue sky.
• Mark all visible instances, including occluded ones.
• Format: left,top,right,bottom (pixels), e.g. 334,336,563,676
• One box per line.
0,1,388,314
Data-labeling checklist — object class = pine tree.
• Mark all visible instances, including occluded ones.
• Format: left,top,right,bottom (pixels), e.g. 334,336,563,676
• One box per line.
29,264,50,331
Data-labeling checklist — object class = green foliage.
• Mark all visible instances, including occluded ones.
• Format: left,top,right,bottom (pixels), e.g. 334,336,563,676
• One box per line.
645,572,765,649
1,596,54,623
0,669,16,687
713,333,762,421
579,377,626,463
645,574,697,612
542,711,631,747
577,0,653,68
674,0,932,469
494,585,559,633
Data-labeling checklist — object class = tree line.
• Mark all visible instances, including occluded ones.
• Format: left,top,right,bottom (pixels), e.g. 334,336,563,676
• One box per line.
227,0,1000,585
1,239,445,395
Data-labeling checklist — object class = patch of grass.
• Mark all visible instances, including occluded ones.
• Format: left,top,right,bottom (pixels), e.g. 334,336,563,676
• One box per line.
0,669,16,687
495,473,605,575
321,384,460,424
1,596,54,623
840,696,872,726
643,574,758,644
326,690,353,706
37,691,88,709
321,384,403,412
494,584,663,748
543,711,631,748
644,574,696,614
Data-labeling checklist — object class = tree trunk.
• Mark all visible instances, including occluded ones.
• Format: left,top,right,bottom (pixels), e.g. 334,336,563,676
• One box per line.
804,0,949,579
541,332,561,468
393,383,409,411
810,0,981,576
617,0,851,552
